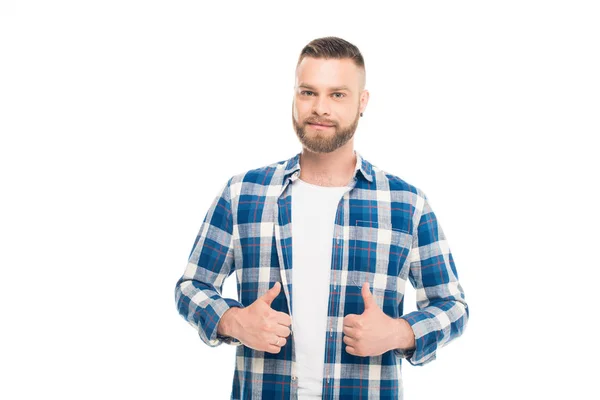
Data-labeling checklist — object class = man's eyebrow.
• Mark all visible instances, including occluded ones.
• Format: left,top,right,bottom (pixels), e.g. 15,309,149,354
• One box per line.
298,83,352,92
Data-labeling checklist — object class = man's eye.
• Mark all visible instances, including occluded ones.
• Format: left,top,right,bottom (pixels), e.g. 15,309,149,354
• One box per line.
301,90,314,96
332,93,345,98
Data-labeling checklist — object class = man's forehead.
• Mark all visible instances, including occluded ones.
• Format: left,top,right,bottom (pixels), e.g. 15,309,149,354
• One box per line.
295,57,363,89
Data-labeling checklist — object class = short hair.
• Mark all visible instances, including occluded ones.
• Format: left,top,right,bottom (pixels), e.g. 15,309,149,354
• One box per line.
296,36,365,72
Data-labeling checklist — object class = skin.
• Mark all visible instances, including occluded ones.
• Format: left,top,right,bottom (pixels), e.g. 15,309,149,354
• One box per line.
217,56,416,355
343,282,415,357
219,282,292,354
292,56,369,187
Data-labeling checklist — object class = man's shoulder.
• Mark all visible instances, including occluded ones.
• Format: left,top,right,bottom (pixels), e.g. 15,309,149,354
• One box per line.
234,156,292,182
222,154,296,194
367,159,424,198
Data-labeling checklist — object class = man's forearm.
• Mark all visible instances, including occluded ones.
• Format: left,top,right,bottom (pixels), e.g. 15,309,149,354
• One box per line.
217,306,242,338
390,317,416,352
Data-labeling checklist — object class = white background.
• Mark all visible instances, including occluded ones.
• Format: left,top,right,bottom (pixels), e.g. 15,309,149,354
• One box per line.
1,1,599,399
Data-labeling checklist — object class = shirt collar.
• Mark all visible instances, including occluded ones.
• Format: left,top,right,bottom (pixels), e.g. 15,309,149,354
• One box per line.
282,150,374,183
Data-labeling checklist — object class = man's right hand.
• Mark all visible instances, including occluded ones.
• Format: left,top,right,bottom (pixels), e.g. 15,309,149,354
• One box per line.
219,281,292,354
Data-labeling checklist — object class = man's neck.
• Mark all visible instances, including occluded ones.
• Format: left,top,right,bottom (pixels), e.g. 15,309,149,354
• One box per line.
298,143,356,187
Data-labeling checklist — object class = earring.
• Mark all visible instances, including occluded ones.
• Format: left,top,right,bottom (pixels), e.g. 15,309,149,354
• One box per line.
360,112,363,117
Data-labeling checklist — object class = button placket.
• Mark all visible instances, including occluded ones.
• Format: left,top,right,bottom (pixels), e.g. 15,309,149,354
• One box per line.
336,236,343,290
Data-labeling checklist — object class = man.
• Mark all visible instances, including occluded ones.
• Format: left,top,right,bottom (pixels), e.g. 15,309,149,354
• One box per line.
174,36,468,399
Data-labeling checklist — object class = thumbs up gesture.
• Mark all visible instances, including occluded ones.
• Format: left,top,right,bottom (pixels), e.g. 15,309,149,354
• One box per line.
221,281,292,354
342,282,415,357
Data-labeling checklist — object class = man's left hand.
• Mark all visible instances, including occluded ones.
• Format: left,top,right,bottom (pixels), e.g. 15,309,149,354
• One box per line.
343,281,415,357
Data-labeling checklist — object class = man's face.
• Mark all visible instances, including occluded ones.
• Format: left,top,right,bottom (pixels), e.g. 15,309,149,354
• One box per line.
292,57,368,154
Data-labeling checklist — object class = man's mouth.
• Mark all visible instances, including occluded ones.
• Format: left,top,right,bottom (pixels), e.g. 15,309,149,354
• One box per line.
307,122,334,128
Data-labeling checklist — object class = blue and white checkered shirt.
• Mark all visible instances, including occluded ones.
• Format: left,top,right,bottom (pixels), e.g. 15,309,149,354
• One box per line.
175,150,469,399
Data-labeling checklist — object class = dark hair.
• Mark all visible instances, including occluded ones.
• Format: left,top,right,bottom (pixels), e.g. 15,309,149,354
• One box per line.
297,36,365,71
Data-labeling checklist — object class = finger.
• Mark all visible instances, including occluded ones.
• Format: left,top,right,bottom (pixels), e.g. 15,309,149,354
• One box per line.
361,282,377,310
266,344,282,354
345,345,355,355
272,336,287,348
343,335,356,346
275,311,292,327
274,325,291,338
262,282,281,306
342,326,358,338
343,314,358,327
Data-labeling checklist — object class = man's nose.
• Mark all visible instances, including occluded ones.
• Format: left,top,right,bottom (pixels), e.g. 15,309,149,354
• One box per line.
312,96,330,115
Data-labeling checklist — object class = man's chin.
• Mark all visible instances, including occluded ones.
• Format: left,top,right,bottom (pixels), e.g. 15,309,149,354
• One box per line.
300,139,342,154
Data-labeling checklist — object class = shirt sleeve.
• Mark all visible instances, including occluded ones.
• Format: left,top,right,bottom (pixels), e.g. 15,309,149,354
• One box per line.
174,177,245,347
394,191,469,365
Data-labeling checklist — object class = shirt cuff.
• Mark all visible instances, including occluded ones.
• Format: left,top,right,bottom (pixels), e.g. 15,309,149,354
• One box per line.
201,297,245,347
395,312,439,366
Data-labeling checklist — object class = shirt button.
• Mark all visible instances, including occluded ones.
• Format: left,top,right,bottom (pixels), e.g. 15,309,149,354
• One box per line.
292,376,297,381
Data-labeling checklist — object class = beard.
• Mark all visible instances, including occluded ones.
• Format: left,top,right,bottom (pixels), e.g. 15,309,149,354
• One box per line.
292,106,360,154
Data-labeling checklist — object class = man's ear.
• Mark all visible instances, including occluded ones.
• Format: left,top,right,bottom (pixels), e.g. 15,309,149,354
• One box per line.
360,90,370,115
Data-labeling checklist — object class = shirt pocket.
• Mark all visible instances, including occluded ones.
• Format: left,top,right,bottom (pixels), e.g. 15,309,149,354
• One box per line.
348,220,412,317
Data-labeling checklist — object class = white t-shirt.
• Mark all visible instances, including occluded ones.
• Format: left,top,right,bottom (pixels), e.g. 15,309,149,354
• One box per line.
291,178,349,399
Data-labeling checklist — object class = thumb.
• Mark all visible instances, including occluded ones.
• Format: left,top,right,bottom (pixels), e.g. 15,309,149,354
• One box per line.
261,281,281,306
361,281,376,310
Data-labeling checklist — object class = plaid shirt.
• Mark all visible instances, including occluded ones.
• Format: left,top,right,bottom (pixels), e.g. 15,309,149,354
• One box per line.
174,150,468,400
